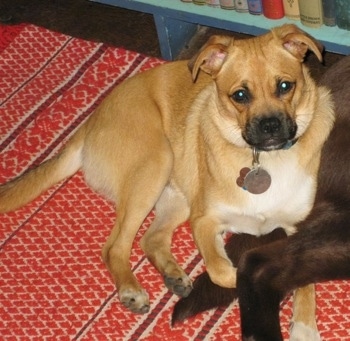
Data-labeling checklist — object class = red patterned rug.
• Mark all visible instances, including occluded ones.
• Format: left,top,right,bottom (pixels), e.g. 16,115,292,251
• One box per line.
0,24,349,341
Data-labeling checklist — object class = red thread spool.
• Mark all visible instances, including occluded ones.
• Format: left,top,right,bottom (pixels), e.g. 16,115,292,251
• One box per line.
262,0,284,19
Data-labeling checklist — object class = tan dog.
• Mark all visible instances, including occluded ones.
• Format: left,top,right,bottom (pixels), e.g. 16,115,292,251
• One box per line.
0,23,334,332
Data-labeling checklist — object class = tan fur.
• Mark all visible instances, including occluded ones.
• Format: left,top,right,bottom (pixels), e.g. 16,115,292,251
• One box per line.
291,284,319,341
0,24,334,329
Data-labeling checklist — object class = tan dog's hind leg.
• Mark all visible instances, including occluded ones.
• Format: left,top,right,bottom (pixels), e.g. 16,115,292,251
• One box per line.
290,284,320,341
103,206,155,313
141,184,192,297
101,140,173,314
192,216,236,288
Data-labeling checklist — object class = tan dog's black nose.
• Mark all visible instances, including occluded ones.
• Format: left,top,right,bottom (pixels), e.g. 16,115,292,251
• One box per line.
259,117,281,134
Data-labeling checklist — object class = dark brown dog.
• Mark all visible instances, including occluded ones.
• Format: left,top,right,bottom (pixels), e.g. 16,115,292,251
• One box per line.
172,55,350,340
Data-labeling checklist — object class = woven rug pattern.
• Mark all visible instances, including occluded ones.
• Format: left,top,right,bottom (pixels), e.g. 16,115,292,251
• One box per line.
0,24,349,340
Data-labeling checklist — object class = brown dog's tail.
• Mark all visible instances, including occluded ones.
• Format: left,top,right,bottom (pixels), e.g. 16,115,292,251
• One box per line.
172,270,238,324
172,228,287,325
0,124,87,213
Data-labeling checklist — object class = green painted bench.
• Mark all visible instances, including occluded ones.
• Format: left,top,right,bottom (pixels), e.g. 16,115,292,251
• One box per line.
91,0,350,59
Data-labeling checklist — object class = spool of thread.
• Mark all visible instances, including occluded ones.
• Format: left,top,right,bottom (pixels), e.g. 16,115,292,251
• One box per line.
220,0,235,9
262,0,284,19
248,0,262,14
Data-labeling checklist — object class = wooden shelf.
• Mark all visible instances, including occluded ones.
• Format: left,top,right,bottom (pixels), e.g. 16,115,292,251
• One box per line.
91,0,350,59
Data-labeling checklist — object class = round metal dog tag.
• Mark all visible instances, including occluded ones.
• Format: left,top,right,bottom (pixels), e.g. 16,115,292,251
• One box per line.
243,167,271,194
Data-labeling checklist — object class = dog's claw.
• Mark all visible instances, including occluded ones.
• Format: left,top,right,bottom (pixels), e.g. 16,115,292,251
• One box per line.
123,301,150,314
164,275,193,297
119,288,150,314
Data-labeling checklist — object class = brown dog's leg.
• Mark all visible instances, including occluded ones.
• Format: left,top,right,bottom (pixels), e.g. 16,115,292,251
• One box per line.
141,184,192,297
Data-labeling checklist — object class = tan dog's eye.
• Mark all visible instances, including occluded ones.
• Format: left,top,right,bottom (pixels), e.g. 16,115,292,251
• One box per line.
277,81,294,96
232,89,250,104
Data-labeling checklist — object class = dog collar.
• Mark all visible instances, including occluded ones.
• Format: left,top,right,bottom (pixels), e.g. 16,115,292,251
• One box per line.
283,138,299,150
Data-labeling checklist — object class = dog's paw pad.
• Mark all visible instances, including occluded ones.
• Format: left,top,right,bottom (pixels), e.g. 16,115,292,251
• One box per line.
164,275,192,297
119,288,150,314
290,322,321,341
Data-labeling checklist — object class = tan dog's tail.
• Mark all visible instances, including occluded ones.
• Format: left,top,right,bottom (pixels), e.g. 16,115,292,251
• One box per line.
0,124,87,213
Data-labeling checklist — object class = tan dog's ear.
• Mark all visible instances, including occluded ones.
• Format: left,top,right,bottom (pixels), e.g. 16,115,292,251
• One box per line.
188,35,233,82
274,24,323,62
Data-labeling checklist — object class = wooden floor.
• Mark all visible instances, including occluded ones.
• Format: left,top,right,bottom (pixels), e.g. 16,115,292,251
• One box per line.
0,0,344,80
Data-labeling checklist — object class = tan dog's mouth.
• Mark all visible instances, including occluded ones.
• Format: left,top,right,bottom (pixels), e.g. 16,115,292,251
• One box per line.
255,138,296,152
243,113,297,152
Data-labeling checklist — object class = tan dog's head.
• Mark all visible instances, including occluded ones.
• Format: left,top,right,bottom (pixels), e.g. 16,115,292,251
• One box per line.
189,24,323,151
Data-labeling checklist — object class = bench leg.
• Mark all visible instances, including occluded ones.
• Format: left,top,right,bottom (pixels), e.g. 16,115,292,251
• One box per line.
154,14,198,60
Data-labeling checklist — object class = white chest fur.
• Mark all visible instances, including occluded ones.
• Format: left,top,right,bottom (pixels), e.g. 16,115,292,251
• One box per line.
213,153,315,236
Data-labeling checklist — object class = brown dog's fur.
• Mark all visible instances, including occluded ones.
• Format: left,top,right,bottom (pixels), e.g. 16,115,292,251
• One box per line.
0,25,334,322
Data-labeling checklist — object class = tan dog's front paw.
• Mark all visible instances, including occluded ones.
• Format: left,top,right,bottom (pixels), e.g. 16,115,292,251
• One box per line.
164,274,193,297
206,258,237,288
290,322,321,341
119,287,150,314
